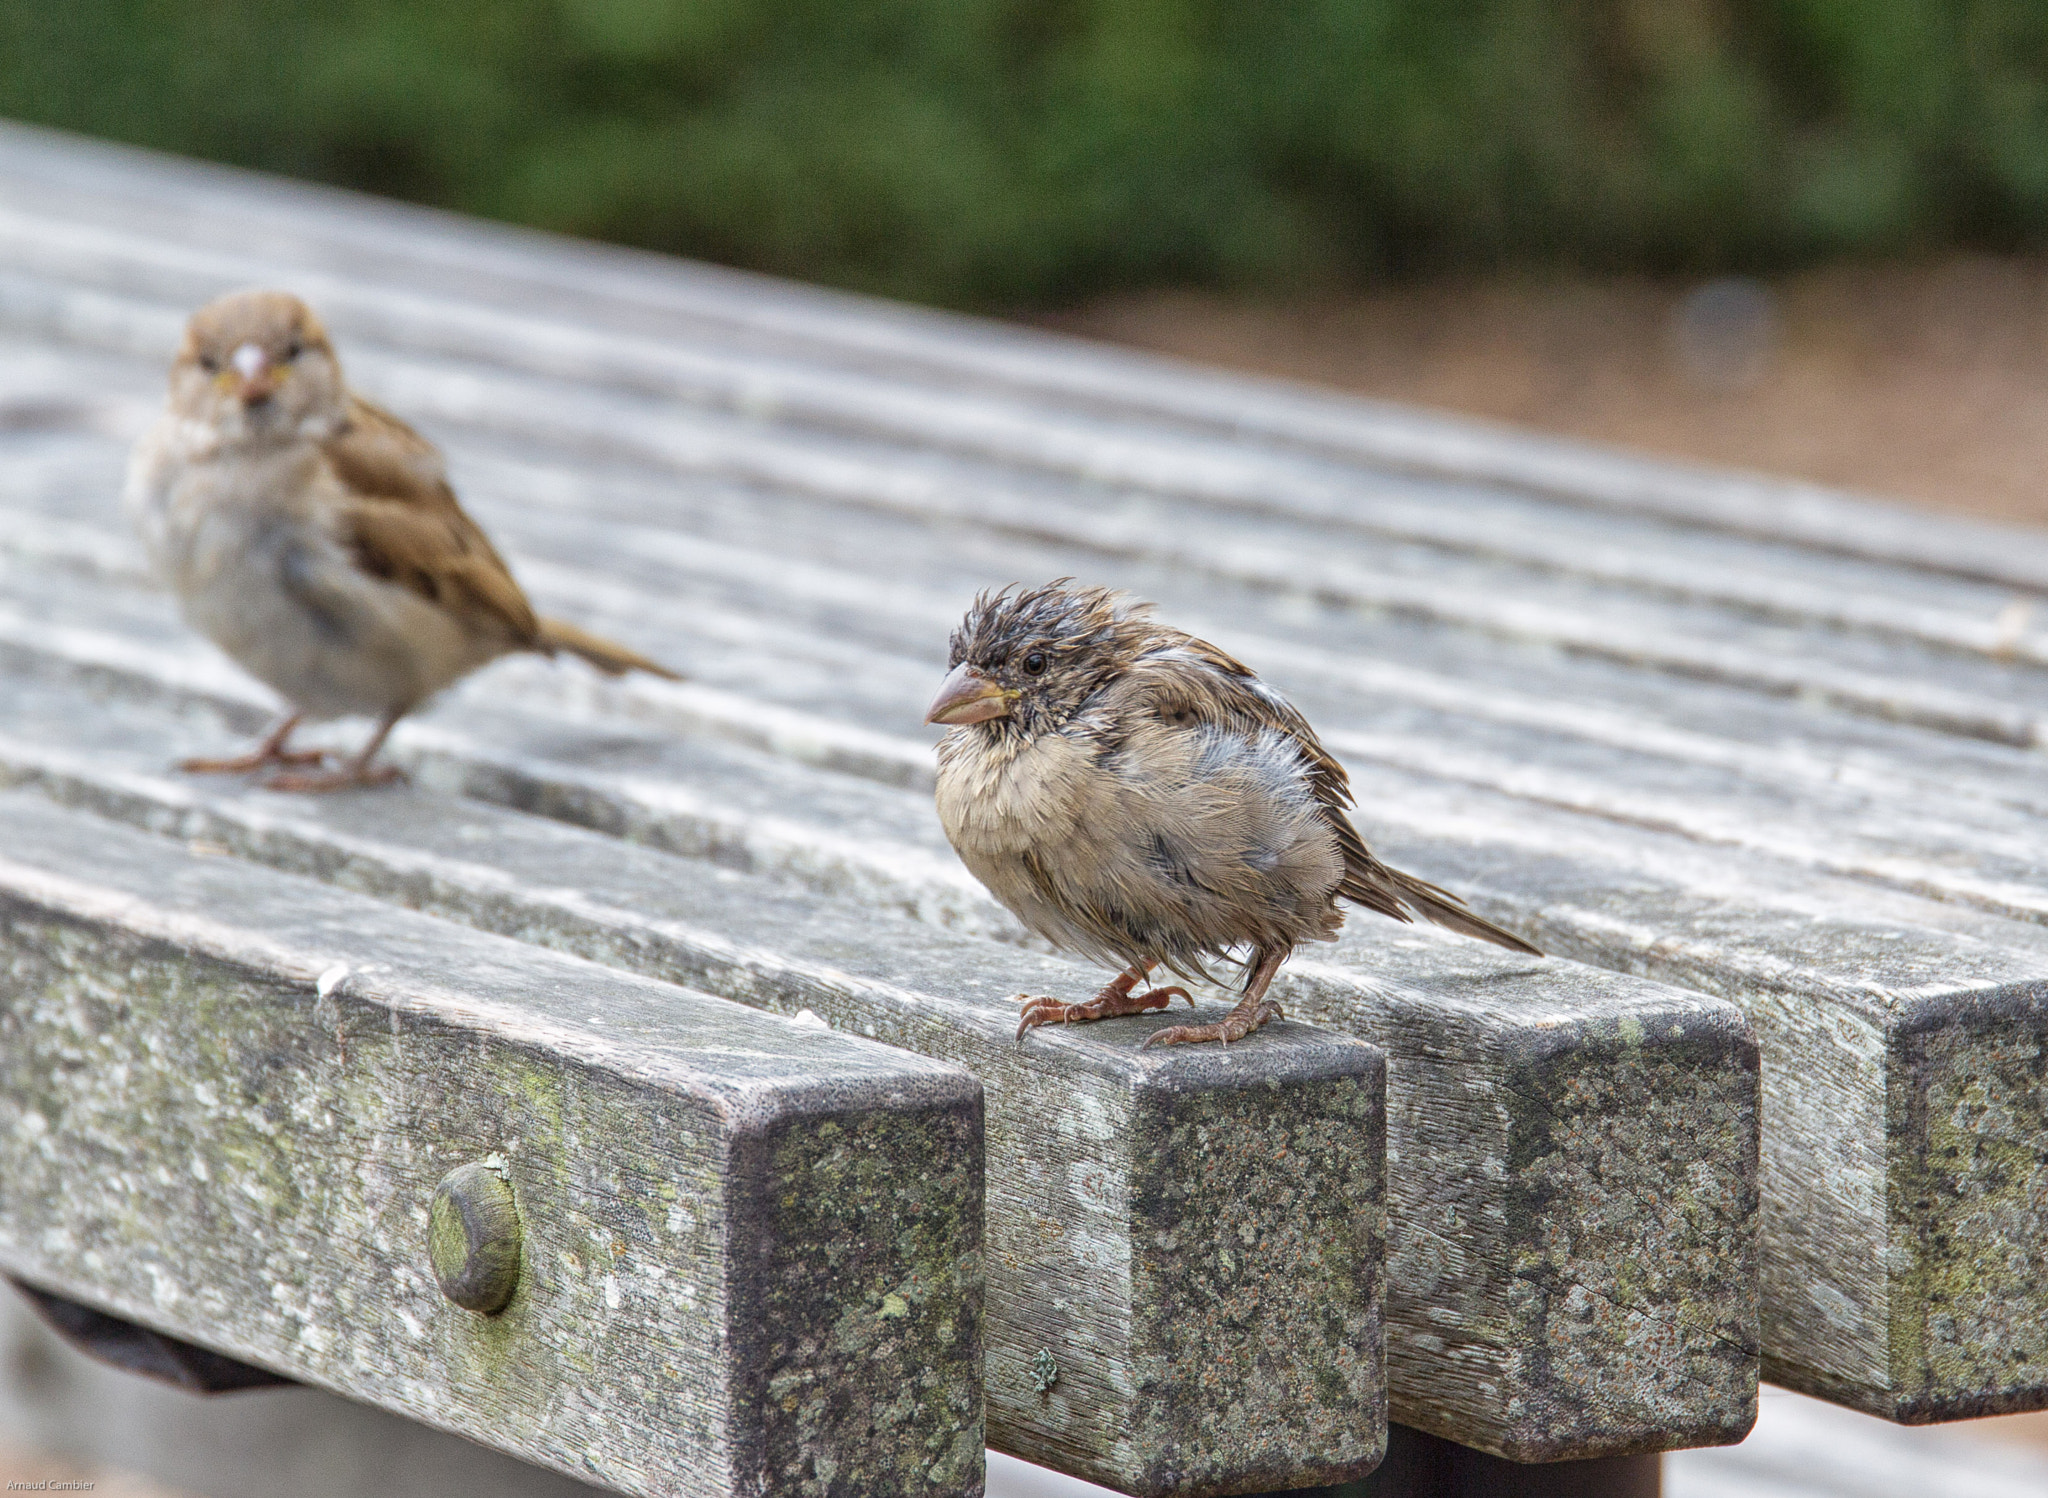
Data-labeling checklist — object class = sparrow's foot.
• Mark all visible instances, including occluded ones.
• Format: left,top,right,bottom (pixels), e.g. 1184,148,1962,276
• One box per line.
179,747,330,775
1016,982,1192,1041
262,763,406,794
1140,997,1284,1049
178,714,323,775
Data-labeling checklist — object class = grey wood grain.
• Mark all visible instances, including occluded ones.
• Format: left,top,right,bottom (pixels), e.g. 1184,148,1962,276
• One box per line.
14,419,2042,868
0,319,2015,1426
0,792,986,1498
5,261,2043,743
4,428,2045,879
0,673,1391,1488
7,512,2048,948
0,606,1986,1426
0,636,1760,1463
2,209,2046,703
1333,765,2048,1425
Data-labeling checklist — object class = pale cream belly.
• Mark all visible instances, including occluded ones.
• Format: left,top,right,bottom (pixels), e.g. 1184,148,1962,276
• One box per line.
174,512,503,721
936,718,1346,971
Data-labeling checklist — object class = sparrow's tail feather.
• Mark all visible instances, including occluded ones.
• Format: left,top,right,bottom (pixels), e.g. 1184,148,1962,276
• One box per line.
536,617,683,680
1345,861,1545,956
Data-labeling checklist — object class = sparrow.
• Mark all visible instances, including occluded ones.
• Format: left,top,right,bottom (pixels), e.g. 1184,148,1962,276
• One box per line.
123,290,679,791
927,581,1542,1048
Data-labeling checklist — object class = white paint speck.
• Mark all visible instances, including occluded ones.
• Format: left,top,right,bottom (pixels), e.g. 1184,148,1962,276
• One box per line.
315,965,350,998
189,1155,210,1183
791,1008,829,1029
603,1275,622,1310
143,1264,182,1309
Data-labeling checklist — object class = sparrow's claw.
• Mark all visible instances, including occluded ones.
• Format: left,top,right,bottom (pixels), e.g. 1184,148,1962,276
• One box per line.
1016,982,1185,1041
179,747,331,774
1141,998,1285,1049
1016,996,1066,1040
263,763,406,794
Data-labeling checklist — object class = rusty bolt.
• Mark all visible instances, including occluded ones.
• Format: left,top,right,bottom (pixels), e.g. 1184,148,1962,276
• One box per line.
429,1163,522,1315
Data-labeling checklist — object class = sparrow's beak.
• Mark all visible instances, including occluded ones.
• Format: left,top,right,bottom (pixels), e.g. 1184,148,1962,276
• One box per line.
229,342,277,405
925,663,1013,726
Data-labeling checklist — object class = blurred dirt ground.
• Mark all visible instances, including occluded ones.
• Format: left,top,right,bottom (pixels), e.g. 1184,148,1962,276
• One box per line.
1044,255,2048,533
1949,1409,2048,1453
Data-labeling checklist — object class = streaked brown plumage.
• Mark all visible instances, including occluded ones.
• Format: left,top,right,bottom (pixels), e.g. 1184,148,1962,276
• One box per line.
927,581,1541,1047
124,289,678,790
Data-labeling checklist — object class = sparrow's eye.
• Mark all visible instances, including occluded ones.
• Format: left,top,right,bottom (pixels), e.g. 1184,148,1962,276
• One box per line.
283,341,303,361
1021,651,1047,676
198,354,220,374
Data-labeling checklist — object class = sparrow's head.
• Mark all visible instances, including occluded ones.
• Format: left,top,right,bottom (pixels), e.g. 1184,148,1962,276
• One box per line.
926,580,1155,736
168,290,345,445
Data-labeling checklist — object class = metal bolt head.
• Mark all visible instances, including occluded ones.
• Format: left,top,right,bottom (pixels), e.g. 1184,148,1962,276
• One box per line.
429,1163,522,1314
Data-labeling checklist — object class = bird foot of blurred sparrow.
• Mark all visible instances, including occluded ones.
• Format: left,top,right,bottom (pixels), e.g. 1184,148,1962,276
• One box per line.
260,714,403,793
1017,965,1193,1041
264,762,405,794
1141,996,1285,1049
181,748,330,774
178,715,329,775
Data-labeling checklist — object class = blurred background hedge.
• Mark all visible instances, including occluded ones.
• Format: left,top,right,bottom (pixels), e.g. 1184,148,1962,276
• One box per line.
6,1,2048,308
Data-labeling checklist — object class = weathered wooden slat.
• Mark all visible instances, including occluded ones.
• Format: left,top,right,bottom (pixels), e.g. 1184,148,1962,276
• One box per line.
0,598,1998,1425
0,697,1389,1490
0,654,1762,1464
0,792,986,1498
1330,765,2048,1425
4,425,2043,848
5,420,2048,992
5,278,2040,762
4,116,2047,598
282,443,2048,826
8,457,2047,950
15,411,2042,878
1277,941,1758,1461
5,246,2045,705
1,227,2044,702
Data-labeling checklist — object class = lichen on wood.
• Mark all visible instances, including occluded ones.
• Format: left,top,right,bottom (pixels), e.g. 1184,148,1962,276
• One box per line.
0,796,985,1498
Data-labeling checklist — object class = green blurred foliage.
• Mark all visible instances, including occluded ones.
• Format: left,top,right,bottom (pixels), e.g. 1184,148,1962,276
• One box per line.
5,1,2048,306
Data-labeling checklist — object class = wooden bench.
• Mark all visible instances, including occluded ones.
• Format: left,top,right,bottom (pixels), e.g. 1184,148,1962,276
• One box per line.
0,118,2038,1496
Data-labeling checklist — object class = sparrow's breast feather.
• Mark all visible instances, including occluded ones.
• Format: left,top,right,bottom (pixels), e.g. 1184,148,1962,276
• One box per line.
936,716,1344,949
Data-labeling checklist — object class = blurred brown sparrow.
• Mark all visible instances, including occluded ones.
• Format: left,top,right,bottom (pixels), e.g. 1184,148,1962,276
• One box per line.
928,582,1541,1047
124,290,678,791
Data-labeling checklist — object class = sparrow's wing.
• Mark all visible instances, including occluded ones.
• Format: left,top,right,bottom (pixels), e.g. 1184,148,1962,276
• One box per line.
1125,636,1413,924
1130,636,1542,953
322,395,542,647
